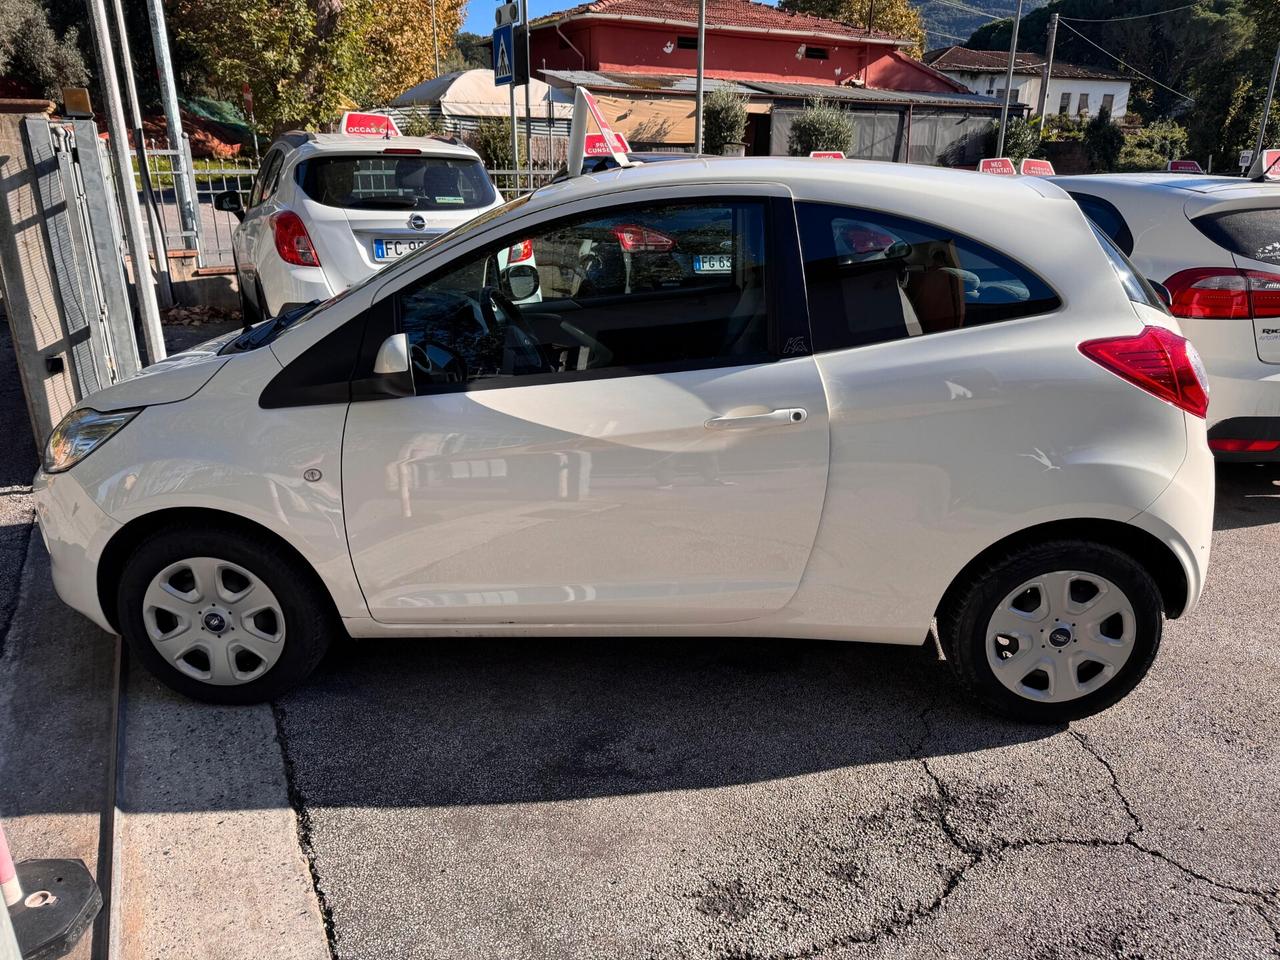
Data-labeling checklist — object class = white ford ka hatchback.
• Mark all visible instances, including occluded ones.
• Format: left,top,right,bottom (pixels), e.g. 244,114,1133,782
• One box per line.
34,159,1214,721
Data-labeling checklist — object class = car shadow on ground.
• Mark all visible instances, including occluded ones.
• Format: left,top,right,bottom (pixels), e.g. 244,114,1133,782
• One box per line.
275,633,1058,809
1213,462,1280,531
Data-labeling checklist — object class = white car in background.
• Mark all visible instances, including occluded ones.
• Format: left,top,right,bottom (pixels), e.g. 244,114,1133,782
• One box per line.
1053,173,1280,459
39,158,1213,722
216,132,507,322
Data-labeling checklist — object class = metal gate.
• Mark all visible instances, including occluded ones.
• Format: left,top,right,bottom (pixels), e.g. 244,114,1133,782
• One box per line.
0,110,142,445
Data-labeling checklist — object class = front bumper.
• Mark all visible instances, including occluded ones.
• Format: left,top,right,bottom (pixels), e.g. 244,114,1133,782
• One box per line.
32,468,121,633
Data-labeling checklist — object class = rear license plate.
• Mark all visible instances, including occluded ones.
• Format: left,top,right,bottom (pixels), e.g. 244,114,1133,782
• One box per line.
694,254,732,273
373,238,429,262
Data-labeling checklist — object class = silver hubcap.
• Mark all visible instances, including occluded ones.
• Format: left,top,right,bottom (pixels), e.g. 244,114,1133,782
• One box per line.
142,557,286,686
986,570,1136,704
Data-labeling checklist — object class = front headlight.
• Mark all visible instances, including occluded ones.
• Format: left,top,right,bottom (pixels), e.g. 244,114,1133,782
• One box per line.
44,407,139,474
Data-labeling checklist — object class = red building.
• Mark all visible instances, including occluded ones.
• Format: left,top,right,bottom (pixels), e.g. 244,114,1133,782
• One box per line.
529,0,962,92
525,0,1008,160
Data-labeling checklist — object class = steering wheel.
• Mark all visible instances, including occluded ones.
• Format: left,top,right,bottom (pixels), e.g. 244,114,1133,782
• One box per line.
480,285,548,373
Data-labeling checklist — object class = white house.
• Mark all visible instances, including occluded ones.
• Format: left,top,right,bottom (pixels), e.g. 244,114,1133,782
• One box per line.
923,46,1131,120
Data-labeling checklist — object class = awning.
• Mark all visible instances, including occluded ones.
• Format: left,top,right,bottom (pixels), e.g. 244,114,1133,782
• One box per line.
392,69,575,120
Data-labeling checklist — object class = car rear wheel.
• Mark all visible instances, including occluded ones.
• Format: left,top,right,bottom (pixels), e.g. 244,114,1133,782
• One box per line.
938,541,1162,722
117,527,336,704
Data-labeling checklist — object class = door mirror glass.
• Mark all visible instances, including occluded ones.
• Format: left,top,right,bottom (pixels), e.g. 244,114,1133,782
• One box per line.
501,263,540,301
214,189,245,221
373,332,409,375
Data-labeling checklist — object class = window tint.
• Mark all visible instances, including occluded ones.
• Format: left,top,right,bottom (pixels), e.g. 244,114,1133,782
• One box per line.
1089,222,1168,312
796,202,1060,351
250,150,282,207
1192,208,1280,266
295,156,496,211
1069,191,1135,254
397,200,771,392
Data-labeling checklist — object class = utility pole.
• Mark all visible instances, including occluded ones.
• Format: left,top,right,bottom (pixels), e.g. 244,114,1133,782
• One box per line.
694,0,707,153
431,0,440,76
108,0,174,307
521,0,533,191
1253,41,1280,168
83,0,166,363
1037,12,1058,119
993,0,1024,158
143,0,199,254
866,0,877,31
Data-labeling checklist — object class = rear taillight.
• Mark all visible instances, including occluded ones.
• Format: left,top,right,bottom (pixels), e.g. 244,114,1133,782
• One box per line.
506,239,533,263
611,224,675,252
1209,438,1280,453
270,211,321,267
1079,325,1209,418
1164,267,1280,319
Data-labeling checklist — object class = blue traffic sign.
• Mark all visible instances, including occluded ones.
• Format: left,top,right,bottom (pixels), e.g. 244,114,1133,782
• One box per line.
492,23,514,86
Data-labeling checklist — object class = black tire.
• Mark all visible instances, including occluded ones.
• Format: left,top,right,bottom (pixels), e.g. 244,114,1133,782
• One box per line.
937,540,1163,723
117,526,337,704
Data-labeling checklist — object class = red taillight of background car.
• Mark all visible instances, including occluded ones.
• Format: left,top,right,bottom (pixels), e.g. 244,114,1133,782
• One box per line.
506,239,534,263
270,211,321,267
1208,438,1280,453
1079,325,1209,418
1163,267,1280,319
611,224,675,252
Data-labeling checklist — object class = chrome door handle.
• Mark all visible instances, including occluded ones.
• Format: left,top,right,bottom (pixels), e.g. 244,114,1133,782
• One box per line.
704,408,808,430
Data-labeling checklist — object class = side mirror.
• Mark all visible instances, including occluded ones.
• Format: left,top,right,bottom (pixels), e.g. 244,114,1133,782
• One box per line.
214,189,245,221
374,333,409,374
1148,279,1172,308
501,263,541,301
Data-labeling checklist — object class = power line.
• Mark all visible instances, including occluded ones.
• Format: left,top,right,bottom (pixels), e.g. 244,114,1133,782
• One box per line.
1057,20,1196,102
925,0,1017,23
926,26,976,43
1060,1,1204,22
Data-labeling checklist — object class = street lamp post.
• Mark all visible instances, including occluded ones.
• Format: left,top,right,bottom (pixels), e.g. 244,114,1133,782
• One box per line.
995,0,1025,158
694,0,706,153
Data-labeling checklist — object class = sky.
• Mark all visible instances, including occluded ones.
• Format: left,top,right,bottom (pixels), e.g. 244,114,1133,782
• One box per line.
461,0,780,35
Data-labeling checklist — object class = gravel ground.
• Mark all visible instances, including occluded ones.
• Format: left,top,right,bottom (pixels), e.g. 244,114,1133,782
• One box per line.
0,316,38,657
278,464,1280,960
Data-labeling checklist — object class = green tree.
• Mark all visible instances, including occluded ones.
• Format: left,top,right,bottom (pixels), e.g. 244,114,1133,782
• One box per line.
779,0,925,54
466,117,526,169
987,116,1042,163
787,99,854,155
703,87,748,156
1117,119,1189,171
0,0,88,99
1084,107,1124,171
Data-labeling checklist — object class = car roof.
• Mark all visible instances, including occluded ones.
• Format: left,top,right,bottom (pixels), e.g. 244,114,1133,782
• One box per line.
1050,172,1278,196
529,155,1065,214
269,132,482,162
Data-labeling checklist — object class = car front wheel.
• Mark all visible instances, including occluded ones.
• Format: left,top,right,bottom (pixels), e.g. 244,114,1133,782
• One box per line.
938,540,1163,722
117,527,336,704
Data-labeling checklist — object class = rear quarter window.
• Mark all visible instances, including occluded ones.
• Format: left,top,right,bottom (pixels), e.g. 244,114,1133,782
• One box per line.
1191,207,1280,266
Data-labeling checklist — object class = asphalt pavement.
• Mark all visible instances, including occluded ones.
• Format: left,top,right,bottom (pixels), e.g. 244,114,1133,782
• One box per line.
276,463,1280,960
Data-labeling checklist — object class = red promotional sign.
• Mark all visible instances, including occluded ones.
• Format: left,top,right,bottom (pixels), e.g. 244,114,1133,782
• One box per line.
584,132,631,156
1167,159,1204,174
978,157,1016,176
1018,157,1055,177
339,111,401,138
1259,149,1280,180
809,150,846,159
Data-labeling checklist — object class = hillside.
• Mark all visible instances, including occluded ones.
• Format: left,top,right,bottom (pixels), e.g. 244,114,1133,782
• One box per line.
917,0,1047,50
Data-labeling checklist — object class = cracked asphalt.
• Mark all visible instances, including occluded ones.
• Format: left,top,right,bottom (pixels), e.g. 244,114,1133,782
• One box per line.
276,462,1280,960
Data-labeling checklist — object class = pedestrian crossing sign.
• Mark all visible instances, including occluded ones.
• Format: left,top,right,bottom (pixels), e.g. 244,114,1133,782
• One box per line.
493,23,514,86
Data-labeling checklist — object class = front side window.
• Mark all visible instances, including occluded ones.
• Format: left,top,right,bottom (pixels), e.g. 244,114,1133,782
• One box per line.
296,155,497,211
397,200,771,392
796,202,1060,352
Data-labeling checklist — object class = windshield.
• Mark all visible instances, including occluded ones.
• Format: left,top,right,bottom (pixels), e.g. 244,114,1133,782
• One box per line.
295,155,497,211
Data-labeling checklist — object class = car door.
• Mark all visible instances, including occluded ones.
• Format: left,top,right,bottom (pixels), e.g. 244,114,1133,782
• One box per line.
341,184,831,625
235,148,284,306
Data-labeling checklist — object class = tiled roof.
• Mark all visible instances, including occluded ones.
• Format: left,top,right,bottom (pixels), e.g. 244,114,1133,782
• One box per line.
923,45,1127,81
535,0,908,44
541,68,1008,109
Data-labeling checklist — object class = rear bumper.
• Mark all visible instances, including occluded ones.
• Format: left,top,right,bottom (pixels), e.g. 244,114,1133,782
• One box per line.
1127,416,1214,618
1207,416,1280,461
